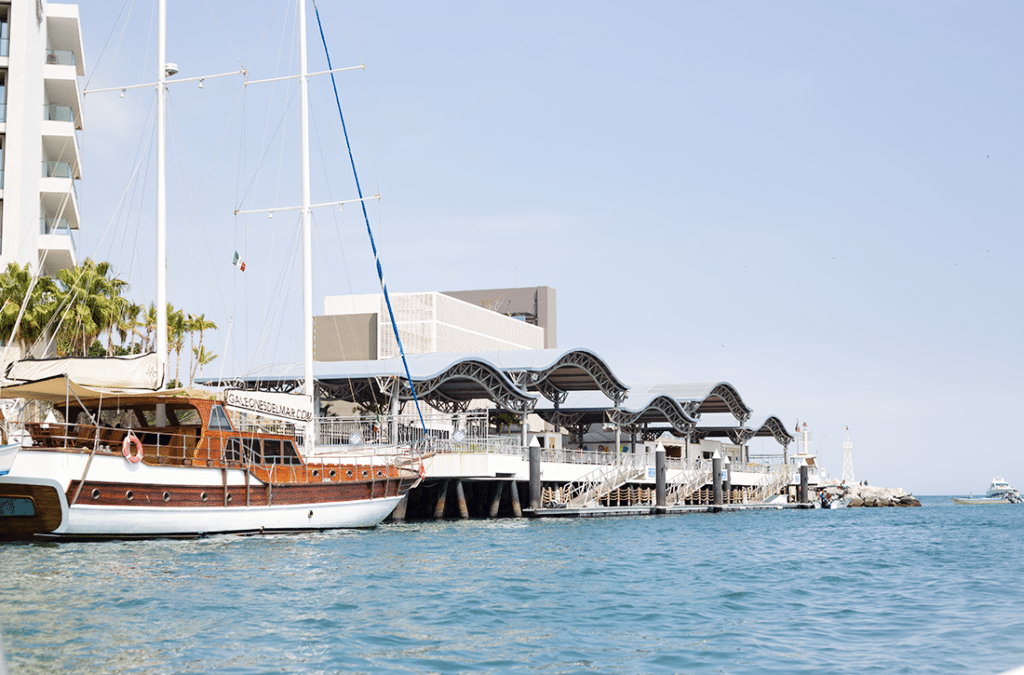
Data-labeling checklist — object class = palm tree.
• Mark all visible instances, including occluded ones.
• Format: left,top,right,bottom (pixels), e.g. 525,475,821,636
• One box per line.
53,259,127,357
166,304,188,386
0,262,58,359
186,313,218,385
190,345,218,386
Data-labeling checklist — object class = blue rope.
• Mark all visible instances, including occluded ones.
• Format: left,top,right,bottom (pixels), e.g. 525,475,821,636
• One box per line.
311,0,428,435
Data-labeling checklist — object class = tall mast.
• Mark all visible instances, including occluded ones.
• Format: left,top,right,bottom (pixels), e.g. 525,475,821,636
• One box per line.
156,0,168,387
298,0,315,438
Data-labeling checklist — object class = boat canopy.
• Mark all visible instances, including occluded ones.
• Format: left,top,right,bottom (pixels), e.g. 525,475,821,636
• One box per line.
5,353,164,391
0,374,184,405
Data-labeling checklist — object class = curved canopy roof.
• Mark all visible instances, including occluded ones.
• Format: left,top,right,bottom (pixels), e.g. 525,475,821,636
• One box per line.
197,348,627,414
652,416,794,447
647,383,752,422
534,382,752,438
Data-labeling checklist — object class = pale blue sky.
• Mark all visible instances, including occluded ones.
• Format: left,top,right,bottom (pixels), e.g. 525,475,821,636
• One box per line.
74,1,1022,494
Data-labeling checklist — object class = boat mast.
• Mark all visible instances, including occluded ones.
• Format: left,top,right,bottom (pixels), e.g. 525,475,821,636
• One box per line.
298,0,315,442
156,0,168,389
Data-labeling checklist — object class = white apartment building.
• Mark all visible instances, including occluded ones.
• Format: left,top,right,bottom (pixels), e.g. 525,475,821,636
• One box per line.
0,0,84,276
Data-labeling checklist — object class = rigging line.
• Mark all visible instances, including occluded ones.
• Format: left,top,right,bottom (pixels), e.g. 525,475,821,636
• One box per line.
249,218,300,378
312,0,428,436
234,86,299,209
308,104,375,410
81,0,133,91
108,92,157,271
164,89,244,325
326,0,364,66
202,0,248,72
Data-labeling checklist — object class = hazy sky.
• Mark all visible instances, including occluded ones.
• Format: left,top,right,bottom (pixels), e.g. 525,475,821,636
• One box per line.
72,1,1022,494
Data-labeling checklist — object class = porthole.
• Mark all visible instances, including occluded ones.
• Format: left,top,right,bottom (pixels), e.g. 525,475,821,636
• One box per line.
201,492,209,502
226,493,233,503
163,491,171,502
126,490,134,501
329,470,337,478
91,488,100,501
346,470,353,478
361,470,368,478
376,470,384,478
312,470,319,478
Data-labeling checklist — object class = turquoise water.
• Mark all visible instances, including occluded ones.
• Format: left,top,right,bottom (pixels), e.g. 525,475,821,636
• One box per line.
2,496,1024,674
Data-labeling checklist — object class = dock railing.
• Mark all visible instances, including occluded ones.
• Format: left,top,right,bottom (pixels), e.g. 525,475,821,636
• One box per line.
666,459,713,505
540,454,647,507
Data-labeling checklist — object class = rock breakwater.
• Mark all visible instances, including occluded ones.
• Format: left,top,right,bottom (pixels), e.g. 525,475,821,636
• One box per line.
822,484,921,507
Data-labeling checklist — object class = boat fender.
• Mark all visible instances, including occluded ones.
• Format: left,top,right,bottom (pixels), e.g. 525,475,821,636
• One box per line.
122,433,144,464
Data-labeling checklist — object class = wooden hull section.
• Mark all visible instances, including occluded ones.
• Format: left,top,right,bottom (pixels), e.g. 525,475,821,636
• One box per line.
1,447,418,539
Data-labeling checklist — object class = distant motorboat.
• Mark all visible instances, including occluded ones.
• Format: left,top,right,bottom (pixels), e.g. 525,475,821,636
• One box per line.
952,477,1021,505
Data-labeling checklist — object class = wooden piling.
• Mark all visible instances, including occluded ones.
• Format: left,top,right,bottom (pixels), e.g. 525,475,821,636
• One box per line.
455,480,469,519
489,482,504,519
799,465,809,504
510,480,523,518
712,457,723,507
392,494,408,522
434,480,449,519
529,446,541,509
655,449,667,508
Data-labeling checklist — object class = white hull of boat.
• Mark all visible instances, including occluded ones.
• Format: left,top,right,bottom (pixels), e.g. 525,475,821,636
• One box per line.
2,449,407,538
952,497,1013,505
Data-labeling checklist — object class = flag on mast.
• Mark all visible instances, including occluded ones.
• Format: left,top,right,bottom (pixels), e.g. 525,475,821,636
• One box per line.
232,251,246,272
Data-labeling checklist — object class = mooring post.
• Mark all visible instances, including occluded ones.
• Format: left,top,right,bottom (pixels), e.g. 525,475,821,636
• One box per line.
455,480,469,519
712,454,723,507
510,480,523,517
799,465,809,504
433,480,449,519
655,444,667,509
489,481,504,519
392,494,408,522
529,445,541,509
724,459,732,505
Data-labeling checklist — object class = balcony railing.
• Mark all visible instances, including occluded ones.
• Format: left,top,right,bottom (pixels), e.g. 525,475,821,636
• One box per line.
45,49,76,66
40,217,77,253
42,160,74,178
0,39,8,58
43,104,74,123
0,104,6,123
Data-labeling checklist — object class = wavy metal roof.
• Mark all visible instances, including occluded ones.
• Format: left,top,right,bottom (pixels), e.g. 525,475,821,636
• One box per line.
197,348,628,414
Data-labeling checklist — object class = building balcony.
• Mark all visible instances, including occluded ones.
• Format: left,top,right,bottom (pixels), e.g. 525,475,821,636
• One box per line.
45,5,85,78
43,76,83,130
0,103,6,123
38,225,78,273
45,49,76,67
41,121,82,178
40,177,80,232
0,38,8,58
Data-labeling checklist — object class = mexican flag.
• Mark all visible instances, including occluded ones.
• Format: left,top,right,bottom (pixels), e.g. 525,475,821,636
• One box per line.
232,251,246,272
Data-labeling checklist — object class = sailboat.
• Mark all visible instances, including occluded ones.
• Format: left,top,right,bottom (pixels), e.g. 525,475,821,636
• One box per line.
0,0,419,539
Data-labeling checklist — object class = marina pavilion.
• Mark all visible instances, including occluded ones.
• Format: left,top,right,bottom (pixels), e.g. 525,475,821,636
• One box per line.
199,348,793,461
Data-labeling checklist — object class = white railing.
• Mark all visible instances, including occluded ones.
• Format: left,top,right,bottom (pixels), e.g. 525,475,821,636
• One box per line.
540,448,629,466
540,454,646,507
666,459,713,505
748,466,791,503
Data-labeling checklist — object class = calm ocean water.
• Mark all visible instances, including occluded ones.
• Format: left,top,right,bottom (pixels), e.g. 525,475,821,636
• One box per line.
2,496,1023,674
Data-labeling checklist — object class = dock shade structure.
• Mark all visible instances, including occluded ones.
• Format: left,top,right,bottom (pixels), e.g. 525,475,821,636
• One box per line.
690,416,795,448
535,391,700,441
647,383,753,423
197,348,628,415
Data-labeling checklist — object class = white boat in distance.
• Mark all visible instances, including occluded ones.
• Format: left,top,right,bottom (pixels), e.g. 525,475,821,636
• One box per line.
951,477,1022,505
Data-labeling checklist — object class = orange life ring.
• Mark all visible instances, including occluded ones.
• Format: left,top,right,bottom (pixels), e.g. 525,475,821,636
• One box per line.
122,433,143,464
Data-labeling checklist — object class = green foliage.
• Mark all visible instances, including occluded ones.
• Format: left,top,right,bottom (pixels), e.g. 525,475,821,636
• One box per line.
0,262,59,355
0,260,219,378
